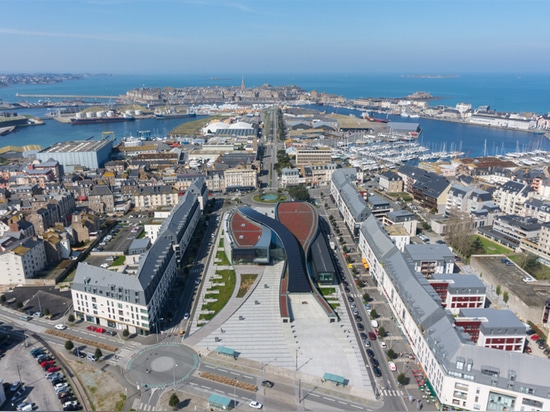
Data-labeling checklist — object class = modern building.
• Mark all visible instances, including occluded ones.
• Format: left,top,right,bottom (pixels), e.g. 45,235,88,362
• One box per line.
381,210,418,237
36,139,113,171
295,148,332,166
224,202,337,322
330,169,369,238
71,178,207,334
456,308,526,353
429,274,486,315
357,212,550,411
404,243,456,278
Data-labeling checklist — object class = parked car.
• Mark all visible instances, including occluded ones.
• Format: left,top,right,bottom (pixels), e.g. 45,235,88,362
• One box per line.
373,367,382,377
261,380,274,388
30,348,45,357
73,349,85,358
368,332,377,341
388,361,397,372
371,357,379,367
86,354,97,362
249,401,263,409
357,323,365,331
47,366,60,373
364,339,371,347
55,382,68,391
366,349,375,358
15,402,34,411
13,386,26,399
10,381,22,391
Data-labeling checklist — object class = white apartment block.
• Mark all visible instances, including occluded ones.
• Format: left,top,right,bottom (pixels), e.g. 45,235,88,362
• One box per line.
492,181,533,215
280,168,301,188
224,166,257,189
0,236,47,285
134,185,179,212
358,214,550,412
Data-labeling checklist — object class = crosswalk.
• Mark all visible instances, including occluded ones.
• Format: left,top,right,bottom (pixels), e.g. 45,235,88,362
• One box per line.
380,388,404,397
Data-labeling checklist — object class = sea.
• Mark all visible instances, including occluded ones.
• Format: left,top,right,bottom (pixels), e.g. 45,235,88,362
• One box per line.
1,73,549,157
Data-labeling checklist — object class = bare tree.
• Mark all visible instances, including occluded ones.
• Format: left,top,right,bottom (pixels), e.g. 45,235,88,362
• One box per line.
446,211,475,256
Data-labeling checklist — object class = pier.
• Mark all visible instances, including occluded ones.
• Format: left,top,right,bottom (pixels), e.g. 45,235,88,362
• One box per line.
15,93,119,99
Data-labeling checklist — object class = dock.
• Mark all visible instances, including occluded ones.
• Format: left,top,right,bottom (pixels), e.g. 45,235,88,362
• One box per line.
15,93,119,99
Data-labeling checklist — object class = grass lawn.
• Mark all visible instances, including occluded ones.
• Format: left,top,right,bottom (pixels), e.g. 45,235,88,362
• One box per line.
319,287,336,296
112,256,125,266
219,238,224,247
201,269,236,317
509,253,550,280
168,115,225,136
237,274,258,297
476,236,513,255
216,250,231,266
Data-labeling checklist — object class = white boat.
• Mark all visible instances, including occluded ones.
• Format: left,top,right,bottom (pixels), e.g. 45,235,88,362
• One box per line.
0,126,16,136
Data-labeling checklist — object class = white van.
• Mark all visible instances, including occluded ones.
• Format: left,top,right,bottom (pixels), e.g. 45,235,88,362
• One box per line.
371,320,379,328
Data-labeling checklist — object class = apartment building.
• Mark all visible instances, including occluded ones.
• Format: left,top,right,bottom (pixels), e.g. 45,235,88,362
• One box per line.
0,236,47,285
71,178,207,335
133,185,179,212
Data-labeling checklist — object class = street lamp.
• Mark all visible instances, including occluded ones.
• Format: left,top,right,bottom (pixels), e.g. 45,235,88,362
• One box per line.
173,363,178,390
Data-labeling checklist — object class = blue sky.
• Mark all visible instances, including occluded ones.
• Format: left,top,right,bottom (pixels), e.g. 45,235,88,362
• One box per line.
2,0,549,74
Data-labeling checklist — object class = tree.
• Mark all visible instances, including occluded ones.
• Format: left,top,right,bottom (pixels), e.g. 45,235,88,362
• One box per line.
378,326,386,338
122,329,130,338
65,340,74,351
43,307,50,317
0,295,5,303
94,347,103,360
496,285,501,296
169,393,180,410
16,301,23,310
397,373,407,386
387,348,396,360
363,292,370,302
446,212,475,257
370,309,378,319
288,184,310,201
503,291,509,303
68,314,75,323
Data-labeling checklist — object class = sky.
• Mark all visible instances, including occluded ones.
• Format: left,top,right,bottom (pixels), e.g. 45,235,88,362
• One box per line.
2,0,550,75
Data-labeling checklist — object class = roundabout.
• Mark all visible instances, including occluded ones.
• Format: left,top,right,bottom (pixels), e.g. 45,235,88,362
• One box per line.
252,192,287,203
125,343,199,390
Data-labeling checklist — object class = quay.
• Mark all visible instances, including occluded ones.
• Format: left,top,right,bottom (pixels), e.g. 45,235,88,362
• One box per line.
15,93,119,99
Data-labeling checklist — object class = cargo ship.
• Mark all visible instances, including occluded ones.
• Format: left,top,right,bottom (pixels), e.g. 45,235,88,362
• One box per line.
70,110,135,125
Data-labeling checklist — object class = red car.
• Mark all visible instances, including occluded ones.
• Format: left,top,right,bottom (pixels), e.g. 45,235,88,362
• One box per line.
87,325,97,332
41,360,55,367
95,327,105,334
368,331,377,341
47,366,60,373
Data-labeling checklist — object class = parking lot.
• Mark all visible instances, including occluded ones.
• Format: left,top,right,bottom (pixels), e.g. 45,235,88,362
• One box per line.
0,335,75,411
1,287,72,321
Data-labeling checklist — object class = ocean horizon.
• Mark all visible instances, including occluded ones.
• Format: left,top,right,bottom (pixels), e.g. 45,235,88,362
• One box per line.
2,73,550,115
0,73,549,158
